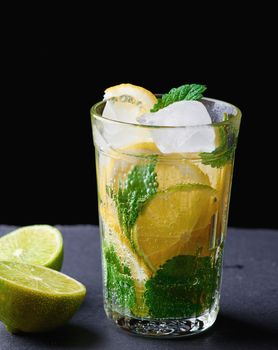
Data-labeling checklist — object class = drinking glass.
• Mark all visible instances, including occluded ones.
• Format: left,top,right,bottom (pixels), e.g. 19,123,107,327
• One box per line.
90,97,241,337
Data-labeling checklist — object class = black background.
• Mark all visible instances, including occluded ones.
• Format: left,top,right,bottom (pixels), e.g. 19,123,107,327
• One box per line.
1,4,277,228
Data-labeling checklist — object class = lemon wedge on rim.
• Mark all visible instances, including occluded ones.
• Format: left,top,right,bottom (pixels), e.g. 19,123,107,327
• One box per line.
104,83,157,110
102,83,157,123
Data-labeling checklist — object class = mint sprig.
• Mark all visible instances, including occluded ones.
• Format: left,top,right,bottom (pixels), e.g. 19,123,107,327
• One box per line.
109,157,158,239
151,84,206,112
104,246,136,310
144,251,223,318
200,114,238,168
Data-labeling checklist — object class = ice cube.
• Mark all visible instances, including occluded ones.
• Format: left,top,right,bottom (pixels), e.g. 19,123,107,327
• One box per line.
137,101,216,153
138,100,211,126
97,99,151,149
103,99,142,124
100,122,152,149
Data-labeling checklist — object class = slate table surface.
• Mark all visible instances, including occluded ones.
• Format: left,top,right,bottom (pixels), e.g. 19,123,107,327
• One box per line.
0,225,277,350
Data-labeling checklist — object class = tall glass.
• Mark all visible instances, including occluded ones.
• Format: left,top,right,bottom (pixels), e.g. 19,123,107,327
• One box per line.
90,98,241,338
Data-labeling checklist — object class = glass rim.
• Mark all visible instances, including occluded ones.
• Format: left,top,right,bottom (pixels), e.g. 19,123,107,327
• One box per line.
90,97,242,130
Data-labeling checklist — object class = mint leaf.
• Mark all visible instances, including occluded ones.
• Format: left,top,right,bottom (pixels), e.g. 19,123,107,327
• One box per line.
151,84,206,112
200,115,238,168
104,246,136,310
144,253,222,318
110,157,158,239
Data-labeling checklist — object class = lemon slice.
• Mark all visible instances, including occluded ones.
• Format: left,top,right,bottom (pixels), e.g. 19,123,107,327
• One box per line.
104,83,157,111
102,83,157,123
132,184,218,271
156,160,210,189
100,84,157,149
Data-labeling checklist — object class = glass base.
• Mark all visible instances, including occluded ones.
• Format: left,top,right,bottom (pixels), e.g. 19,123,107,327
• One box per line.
106,302,219,338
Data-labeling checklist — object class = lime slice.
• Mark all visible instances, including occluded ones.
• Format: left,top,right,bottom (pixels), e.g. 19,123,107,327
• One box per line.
103,220,151,282
0,225,63,271
0,261,86,333
102,220,151,317
132,184,218,271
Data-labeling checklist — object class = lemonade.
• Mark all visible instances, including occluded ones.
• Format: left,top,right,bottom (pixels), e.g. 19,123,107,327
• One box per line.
91,84,241,337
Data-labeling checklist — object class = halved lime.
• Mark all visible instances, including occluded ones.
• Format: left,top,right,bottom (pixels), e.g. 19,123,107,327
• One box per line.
0,225,63,271
0,261,86,333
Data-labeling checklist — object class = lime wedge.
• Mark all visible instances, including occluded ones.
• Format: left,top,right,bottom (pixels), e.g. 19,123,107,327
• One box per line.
0,225,63,271
0,261,86,333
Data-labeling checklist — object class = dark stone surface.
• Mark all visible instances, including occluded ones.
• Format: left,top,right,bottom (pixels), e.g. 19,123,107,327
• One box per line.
0,225,277,350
